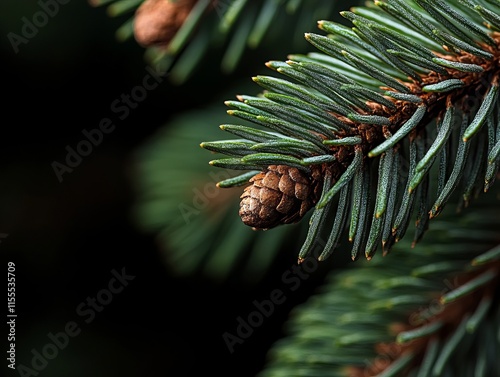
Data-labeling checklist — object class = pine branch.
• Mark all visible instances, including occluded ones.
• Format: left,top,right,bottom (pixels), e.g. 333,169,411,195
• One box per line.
89,0,343,84
201,0,500,263
131,83,317,284
257,194,500,377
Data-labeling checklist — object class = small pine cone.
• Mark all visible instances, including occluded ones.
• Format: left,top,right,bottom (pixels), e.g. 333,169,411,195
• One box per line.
239,165,323,230
133,0,198,47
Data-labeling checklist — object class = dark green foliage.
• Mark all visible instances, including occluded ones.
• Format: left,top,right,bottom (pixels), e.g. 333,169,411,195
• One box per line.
202,0,500,263
258,194,500,377
131,83,316,284
124,1,500,375
91,0,342,84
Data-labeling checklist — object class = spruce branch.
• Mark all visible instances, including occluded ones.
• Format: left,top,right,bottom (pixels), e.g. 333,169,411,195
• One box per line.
89,0,342,84
257,196,500,377
201,0,500,262
131,83,324,284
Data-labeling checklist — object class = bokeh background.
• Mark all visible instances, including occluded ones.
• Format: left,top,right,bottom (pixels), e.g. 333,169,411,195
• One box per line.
0,1,349,376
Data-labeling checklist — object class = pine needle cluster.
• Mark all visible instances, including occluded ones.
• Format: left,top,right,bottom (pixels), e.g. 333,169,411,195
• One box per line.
258,197,500,377
126,1,500,375
90,0,341,83
202,0,500,263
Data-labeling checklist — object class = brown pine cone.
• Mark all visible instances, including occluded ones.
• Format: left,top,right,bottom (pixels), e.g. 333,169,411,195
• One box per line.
133,0,199,47
239,165,324,230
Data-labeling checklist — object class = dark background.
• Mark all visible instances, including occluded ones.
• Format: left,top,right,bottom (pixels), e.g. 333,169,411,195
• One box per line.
0,1,342,376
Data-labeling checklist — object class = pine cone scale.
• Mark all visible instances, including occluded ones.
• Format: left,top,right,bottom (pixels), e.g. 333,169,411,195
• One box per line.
294,182,310,201
276,194,294,214
261,170,280,191
259,187,282,208
288,167,310,184
278,174,296,197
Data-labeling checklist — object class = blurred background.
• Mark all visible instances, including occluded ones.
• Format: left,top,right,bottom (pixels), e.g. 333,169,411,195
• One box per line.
0,1,350,376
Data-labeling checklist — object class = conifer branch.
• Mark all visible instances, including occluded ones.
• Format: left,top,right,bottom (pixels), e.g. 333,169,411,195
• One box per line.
202,0,500,262
89,0,341,83
257,198,500,377
131,85,316,284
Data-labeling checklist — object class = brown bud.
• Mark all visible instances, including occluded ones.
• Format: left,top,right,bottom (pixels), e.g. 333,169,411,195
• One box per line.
239,165,323,230
133,0,198,47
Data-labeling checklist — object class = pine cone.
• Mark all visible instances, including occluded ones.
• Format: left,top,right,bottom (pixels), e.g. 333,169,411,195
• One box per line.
239,165,323,230
133,0,198,47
